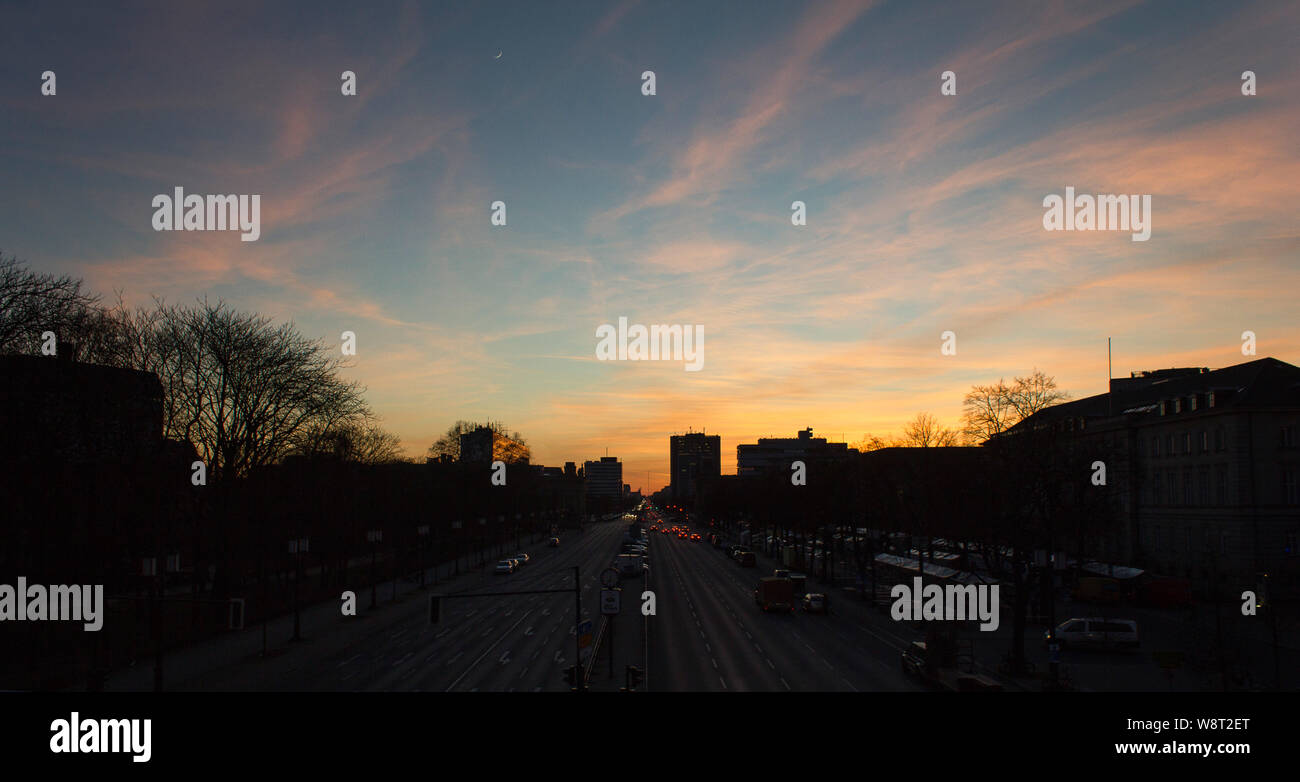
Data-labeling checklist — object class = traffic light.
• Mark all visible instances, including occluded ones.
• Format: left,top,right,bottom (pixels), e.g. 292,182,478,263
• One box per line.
429,595,441,624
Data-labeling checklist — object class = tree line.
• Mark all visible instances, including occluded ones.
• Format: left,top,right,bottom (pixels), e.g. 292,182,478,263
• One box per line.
1,251,403,478
852,371,1069,450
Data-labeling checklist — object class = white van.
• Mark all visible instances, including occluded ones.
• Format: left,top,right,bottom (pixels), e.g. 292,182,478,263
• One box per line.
1045,617,1139,649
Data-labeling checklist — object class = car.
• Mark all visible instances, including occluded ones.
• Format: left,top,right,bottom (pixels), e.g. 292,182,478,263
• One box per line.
1044,617,1139,650
774,569,790,579
549,537,560,547
901,641,927,677
514,553,531,566
494,560,515,575
803,593,828,614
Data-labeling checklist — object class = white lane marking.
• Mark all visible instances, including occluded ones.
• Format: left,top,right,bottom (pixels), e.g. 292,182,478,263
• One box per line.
337,654,362,668
766,658,775,670
444,608,533,691
720,677,727,689
781,678,791,691
711,658,718,669
392,652,413,667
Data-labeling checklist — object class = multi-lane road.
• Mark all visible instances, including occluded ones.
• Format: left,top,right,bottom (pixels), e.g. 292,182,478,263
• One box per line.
107,522,630,692
647,518,923,692
104,512,933,692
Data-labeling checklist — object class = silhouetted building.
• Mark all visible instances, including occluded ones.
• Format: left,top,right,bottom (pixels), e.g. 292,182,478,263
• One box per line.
584,456,622,497
737,428,853,474
459,426,494,464
670,431,721,504
1008,357,1300,592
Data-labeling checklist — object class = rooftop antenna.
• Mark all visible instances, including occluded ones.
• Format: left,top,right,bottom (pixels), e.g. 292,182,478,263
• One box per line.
1108,337,1113,417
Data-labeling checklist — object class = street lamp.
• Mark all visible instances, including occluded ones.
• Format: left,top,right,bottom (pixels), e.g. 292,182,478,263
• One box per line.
417,524,430,589
367,529,383,608
289,537,309,642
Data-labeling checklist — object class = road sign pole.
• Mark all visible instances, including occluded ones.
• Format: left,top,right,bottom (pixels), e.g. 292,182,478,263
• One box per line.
573,565,582,691
609,617,615,676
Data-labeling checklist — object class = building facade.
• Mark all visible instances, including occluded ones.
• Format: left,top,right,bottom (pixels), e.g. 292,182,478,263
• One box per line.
1010,358,1300,593
736,428,853,475
670,431,721,504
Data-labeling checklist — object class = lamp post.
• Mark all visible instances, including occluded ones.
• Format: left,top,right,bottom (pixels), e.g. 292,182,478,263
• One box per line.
478,517,486,567
452,520,462,575
289,537,309,642
367,529,383,608
417,524,430,589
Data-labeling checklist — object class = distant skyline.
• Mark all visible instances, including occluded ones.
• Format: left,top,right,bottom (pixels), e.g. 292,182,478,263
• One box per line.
3,0,1298,492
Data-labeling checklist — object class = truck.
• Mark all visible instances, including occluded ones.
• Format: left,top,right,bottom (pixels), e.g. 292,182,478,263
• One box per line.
754,577,795,612
900,629,1002,691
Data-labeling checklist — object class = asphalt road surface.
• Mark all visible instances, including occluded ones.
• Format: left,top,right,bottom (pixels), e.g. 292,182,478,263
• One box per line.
647,524,923,692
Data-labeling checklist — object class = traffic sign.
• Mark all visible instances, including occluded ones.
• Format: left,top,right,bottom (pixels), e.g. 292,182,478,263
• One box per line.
600,588,621,615
600,568,620,588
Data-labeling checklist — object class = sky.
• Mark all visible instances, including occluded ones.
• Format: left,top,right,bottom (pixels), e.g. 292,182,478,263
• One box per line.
2,0,1298,491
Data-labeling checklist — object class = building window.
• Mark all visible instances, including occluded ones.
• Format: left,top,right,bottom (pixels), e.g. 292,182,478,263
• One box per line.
1154,472,1163,504
1198,466,1209,504
1184,432,1192,454
1167,434,1175,456
1175,398,1183,414
1183,469,1193,504
1200,430,1209,453
1284,470,1298,505
1190,395,1199,411
1215,465,1227,505
1153,436,1161,457
1281,425,1297,448
1168,473,1178,505
1287,531,1297,557
1215,426,1225,451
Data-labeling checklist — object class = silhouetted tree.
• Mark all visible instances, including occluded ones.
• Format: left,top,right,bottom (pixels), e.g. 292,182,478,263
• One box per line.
427,419,530,463
0,252,103,356
898,412,962,447
962,370,1069,444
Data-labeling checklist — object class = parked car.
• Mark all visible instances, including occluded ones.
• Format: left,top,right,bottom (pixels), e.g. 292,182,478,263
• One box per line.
494,560,515,575
548,537,560,547
803,593,828,614
514,553,531,566
1044,617,1140,649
